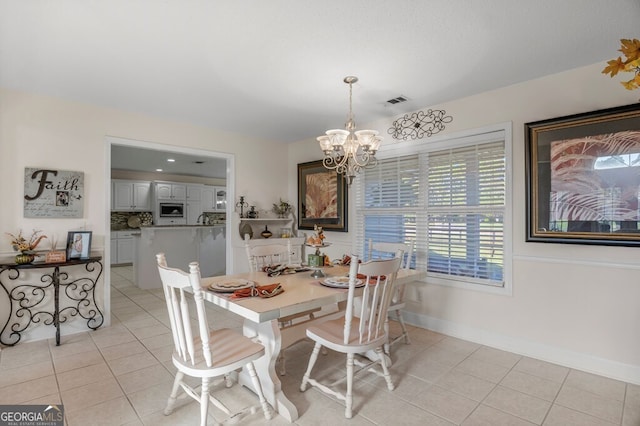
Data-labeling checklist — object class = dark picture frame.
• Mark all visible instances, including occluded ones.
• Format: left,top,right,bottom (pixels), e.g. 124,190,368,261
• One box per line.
66,231,92,259
525,103,640,246
297,160,348,232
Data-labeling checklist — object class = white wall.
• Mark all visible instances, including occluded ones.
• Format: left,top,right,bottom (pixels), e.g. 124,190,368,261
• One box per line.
0,88,290,342
287,62,640,384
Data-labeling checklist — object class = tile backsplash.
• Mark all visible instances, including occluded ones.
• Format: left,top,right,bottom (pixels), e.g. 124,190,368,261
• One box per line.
111,211,152,230
110,211,226,230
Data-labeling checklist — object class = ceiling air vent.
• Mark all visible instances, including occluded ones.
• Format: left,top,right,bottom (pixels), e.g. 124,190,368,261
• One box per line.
386,95,408,105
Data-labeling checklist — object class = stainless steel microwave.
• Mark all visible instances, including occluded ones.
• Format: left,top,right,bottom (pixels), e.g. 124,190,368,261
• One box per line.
158,202,185,218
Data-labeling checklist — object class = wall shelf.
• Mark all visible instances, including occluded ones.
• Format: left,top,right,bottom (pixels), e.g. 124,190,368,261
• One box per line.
238,216,295,239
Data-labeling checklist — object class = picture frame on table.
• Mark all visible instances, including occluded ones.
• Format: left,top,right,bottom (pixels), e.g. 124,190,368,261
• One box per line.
525,103,640,246
66,231,92,259
297,160,348,232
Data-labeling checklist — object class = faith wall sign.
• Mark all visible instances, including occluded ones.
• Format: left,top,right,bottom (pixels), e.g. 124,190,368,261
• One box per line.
23,168,84,218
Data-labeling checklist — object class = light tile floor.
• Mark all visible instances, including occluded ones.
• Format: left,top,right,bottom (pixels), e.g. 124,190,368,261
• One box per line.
0,266,638,425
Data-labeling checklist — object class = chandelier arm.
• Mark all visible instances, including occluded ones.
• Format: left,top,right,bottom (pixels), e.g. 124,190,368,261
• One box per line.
348,151,375,168
322,156,348,170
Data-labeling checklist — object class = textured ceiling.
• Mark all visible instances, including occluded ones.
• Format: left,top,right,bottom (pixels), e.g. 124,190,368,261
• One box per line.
1,0,639,149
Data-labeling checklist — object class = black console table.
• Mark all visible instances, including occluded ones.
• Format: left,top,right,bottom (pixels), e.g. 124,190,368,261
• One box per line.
0,257,104,346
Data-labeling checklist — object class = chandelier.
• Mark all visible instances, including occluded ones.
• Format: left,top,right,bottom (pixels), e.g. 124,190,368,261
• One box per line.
317,76,382,184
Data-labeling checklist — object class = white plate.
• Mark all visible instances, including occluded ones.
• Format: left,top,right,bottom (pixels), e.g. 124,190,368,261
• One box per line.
320,277,364,288
208,279,254,293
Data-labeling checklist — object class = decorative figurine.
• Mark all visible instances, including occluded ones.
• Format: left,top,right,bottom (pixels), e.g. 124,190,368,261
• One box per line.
247,206,258,219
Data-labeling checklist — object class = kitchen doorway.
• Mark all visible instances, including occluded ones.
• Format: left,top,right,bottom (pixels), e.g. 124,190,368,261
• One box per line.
104,136,235,325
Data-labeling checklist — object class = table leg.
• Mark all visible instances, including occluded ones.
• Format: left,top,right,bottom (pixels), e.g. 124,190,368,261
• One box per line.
53,266,61,346
241,319,298,422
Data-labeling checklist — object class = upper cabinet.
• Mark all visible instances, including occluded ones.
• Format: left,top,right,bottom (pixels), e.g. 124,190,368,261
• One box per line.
155,182,186,201
186,184,204,225
186,184,203,201
202,185,226,212
215,187,227,211
202,186,215,211
112,180,151,211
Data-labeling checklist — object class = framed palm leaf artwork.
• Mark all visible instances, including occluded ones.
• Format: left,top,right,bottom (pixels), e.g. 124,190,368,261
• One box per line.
525,103,640,245
297,160,348,232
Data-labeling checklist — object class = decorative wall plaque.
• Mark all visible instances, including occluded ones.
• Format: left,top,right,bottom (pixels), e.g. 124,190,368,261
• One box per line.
387,109,453,141
24,168,84,218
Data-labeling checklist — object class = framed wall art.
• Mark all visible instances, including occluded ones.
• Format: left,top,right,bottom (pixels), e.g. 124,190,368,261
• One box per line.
297,160,348,232
525,103,640,246
66,231,92,259
24,168,84,218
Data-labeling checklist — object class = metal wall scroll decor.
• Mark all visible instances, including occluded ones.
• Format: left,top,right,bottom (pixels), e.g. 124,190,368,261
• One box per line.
387,109,453,141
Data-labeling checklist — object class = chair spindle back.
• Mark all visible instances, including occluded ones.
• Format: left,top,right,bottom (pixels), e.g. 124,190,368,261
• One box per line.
343,255,402,345
156,253,213,367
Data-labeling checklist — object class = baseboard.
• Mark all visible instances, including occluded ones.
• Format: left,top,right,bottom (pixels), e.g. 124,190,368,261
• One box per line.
403,310,640,386
1,318,99,347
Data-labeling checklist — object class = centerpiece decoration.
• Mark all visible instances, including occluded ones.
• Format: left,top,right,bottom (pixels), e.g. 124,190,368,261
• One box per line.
602,38,640,91
272,199,292,218
6,229,47,264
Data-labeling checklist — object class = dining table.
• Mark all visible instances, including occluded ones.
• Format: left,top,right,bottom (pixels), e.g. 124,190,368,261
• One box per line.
200,265,425,422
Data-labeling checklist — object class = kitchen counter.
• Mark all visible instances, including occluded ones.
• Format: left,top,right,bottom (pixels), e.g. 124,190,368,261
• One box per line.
133,225,226,289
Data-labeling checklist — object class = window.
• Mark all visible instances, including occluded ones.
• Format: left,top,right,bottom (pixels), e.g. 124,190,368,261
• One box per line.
354,125,511,292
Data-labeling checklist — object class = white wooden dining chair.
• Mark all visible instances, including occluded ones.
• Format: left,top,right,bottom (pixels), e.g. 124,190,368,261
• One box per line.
300,255,402,419
156,253,272,426
368,239,414,353
244,234,293,271
244,235,320,375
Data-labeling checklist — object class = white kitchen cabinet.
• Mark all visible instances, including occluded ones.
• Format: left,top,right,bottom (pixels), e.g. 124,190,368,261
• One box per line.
112,180,151,211
202,186,216,211
155,182,186,200
186,201,203,224
110,236,117,264
185,185,204,224
215,187,227,211
117,238,133,264
201,185,225,212
111,230,135,264
186,184,203,201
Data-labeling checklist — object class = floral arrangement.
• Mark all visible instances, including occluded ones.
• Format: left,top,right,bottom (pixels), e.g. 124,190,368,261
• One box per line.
602,38,640,90
6,229,47,254
272,198,292,218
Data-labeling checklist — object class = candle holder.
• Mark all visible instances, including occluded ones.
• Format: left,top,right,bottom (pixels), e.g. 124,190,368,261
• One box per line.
236,196,248,218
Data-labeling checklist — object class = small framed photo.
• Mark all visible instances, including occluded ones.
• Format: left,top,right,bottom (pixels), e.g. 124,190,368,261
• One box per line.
66,231,92,259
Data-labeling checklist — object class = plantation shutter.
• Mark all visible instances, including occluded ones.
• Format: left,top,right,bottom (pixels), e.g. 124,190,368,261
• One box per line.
355,130,506,287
